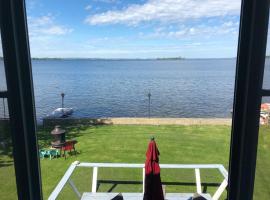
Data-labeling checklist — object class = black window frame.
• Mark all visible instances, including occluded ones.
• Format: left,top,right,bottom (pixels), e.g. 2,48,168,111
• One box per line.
0,0,269,200
0,0,42,199
228,0,270,199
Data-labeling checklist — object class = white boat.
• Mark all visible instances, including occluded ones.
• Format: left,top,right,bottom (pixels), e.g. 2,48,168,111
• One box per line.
47,108,74,118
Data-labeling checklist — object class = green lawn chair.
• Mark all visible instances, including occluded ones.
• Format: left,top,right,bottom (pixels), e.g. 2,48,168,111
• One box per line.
47,149,60,160
39,149,47,159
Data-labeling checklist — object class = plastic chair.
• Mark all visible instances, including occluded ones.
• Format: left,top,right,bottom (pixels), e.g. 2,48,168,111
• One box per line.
39,149,47,159
62,141,77,159
48,149,60,160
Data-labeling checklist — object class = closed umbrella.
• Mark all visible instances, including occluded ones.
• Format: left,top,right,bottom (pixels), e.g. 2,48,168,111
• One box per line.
143,137,164,200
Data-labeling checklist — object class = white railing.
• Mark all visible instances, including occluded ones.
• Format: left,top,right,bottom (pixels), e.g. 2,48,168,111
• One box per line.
48,162,228,200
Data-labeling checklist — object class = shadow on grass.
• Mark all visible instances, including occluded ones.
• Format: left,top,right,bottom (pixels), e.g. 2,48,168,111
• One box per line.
0,123,101,165
0,158,14,167
0,138,14,168
97,180,224,194
0,120,14,165
0,122,107,169
37,124,96,149
0,118,110,158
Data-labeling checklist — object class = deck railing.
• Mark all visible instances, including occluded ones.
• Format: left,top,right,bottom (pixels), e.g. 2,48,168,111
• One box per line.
0,91,8,119
48,162,228,200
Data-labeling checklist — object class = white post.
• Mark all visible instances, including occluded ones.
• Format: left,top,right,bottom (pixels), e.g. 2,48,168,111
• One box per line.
92,167,98,193
195,168,202,194
212,179,228,200
142,167,145,193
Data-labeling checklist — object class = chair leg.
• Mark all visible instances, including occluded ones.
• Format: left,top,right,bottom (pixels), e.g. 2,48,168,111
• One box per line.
74,146,77,155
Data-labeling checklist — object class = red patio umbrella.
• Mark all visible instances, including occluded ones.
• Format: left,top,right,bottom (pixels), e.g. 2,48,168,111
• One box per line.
143,137,164,200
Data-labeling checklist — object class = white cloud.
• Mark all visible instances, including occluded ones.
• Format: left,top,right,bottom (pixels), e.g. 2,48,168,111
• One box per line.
42,26,73,35
27,15,74,57
143,21,239,39
28,15,73,37
85,0,241,25
85,5,92,10
93,0,118,3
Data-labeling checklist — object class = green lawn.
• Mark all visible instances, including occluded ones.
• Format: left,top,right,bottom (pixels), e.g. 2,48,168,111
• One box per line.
0,125,269,199
254,126,270,199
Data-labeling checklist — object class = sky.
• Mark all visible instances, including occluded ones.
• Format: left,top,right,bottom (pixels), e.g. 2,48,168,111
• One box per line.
23,0,242,58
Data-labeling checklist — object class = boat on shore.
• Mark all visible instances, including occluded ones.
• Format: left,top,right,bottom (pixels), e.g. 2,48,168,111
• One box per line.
47,108,74,118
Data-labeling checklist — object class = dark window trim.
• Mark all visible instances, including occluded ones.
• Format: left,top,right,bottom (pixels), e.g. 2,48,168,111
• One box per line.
0,91,8,98
261,89,270,96
0,0,43,200
228,0,269,199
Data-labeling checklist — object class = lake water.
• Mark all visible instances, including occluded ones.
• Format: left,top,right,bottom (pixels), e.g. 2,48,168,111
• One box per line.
4,58,270,121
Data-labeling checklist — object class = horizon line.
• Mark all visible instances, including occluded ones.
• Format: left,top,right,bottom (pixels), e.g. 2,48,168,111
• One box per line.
27,57,237,60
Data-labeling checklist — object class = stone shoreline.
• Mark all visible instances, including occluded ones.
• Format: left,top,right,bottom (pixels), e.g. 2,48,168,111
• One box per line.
43,117,232,126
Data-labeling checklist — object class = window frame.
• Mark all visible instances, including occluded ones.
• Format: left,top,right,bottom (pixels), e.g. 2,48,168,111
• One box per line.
0,0,42,199
228,0,270,199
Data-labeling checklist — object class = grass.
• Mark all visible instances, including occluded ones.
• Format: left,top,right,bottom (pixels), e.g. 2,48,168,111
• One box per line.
0,124,269,199
254,125,270,199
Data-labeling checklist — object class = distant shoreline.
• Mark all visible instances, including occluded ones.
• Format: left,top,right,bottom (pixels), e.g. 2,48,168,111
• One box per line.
0,56,239,61
2,56,270,61
29,57,236,61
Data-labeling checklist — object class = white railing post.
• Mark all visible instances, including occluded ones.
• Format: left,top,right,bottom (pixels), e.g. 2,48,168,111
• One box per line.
92,167,98,193
212,179,228,200
195,168,202,194
142,167,145,193
50,162,229,199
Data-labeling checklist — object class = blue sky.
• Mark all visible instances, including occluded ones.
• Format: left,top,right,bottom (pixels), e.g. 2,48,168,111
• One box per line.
25,0,242,58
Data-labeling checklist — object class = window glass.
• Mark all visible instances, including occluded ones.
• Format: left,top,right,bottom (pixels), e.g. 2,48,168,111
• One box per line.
25,0,240,199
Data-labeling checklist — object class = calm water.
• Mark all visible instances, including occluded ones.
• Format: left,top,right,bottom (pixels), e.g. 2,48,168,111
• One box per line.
5,58,270,121
0,59,239,121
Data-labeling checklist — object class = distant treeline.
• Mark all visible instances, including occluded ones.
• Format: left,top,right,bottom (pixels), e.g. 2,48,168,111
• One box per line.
156,56,185,60
30,57,186,61
0,56,243,61
1,56,186,61
32,57,63,60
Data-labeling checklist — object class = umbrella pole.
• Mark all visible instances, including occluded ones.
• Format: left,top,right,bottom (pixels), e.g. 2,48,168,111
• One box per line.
148,91,151,118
